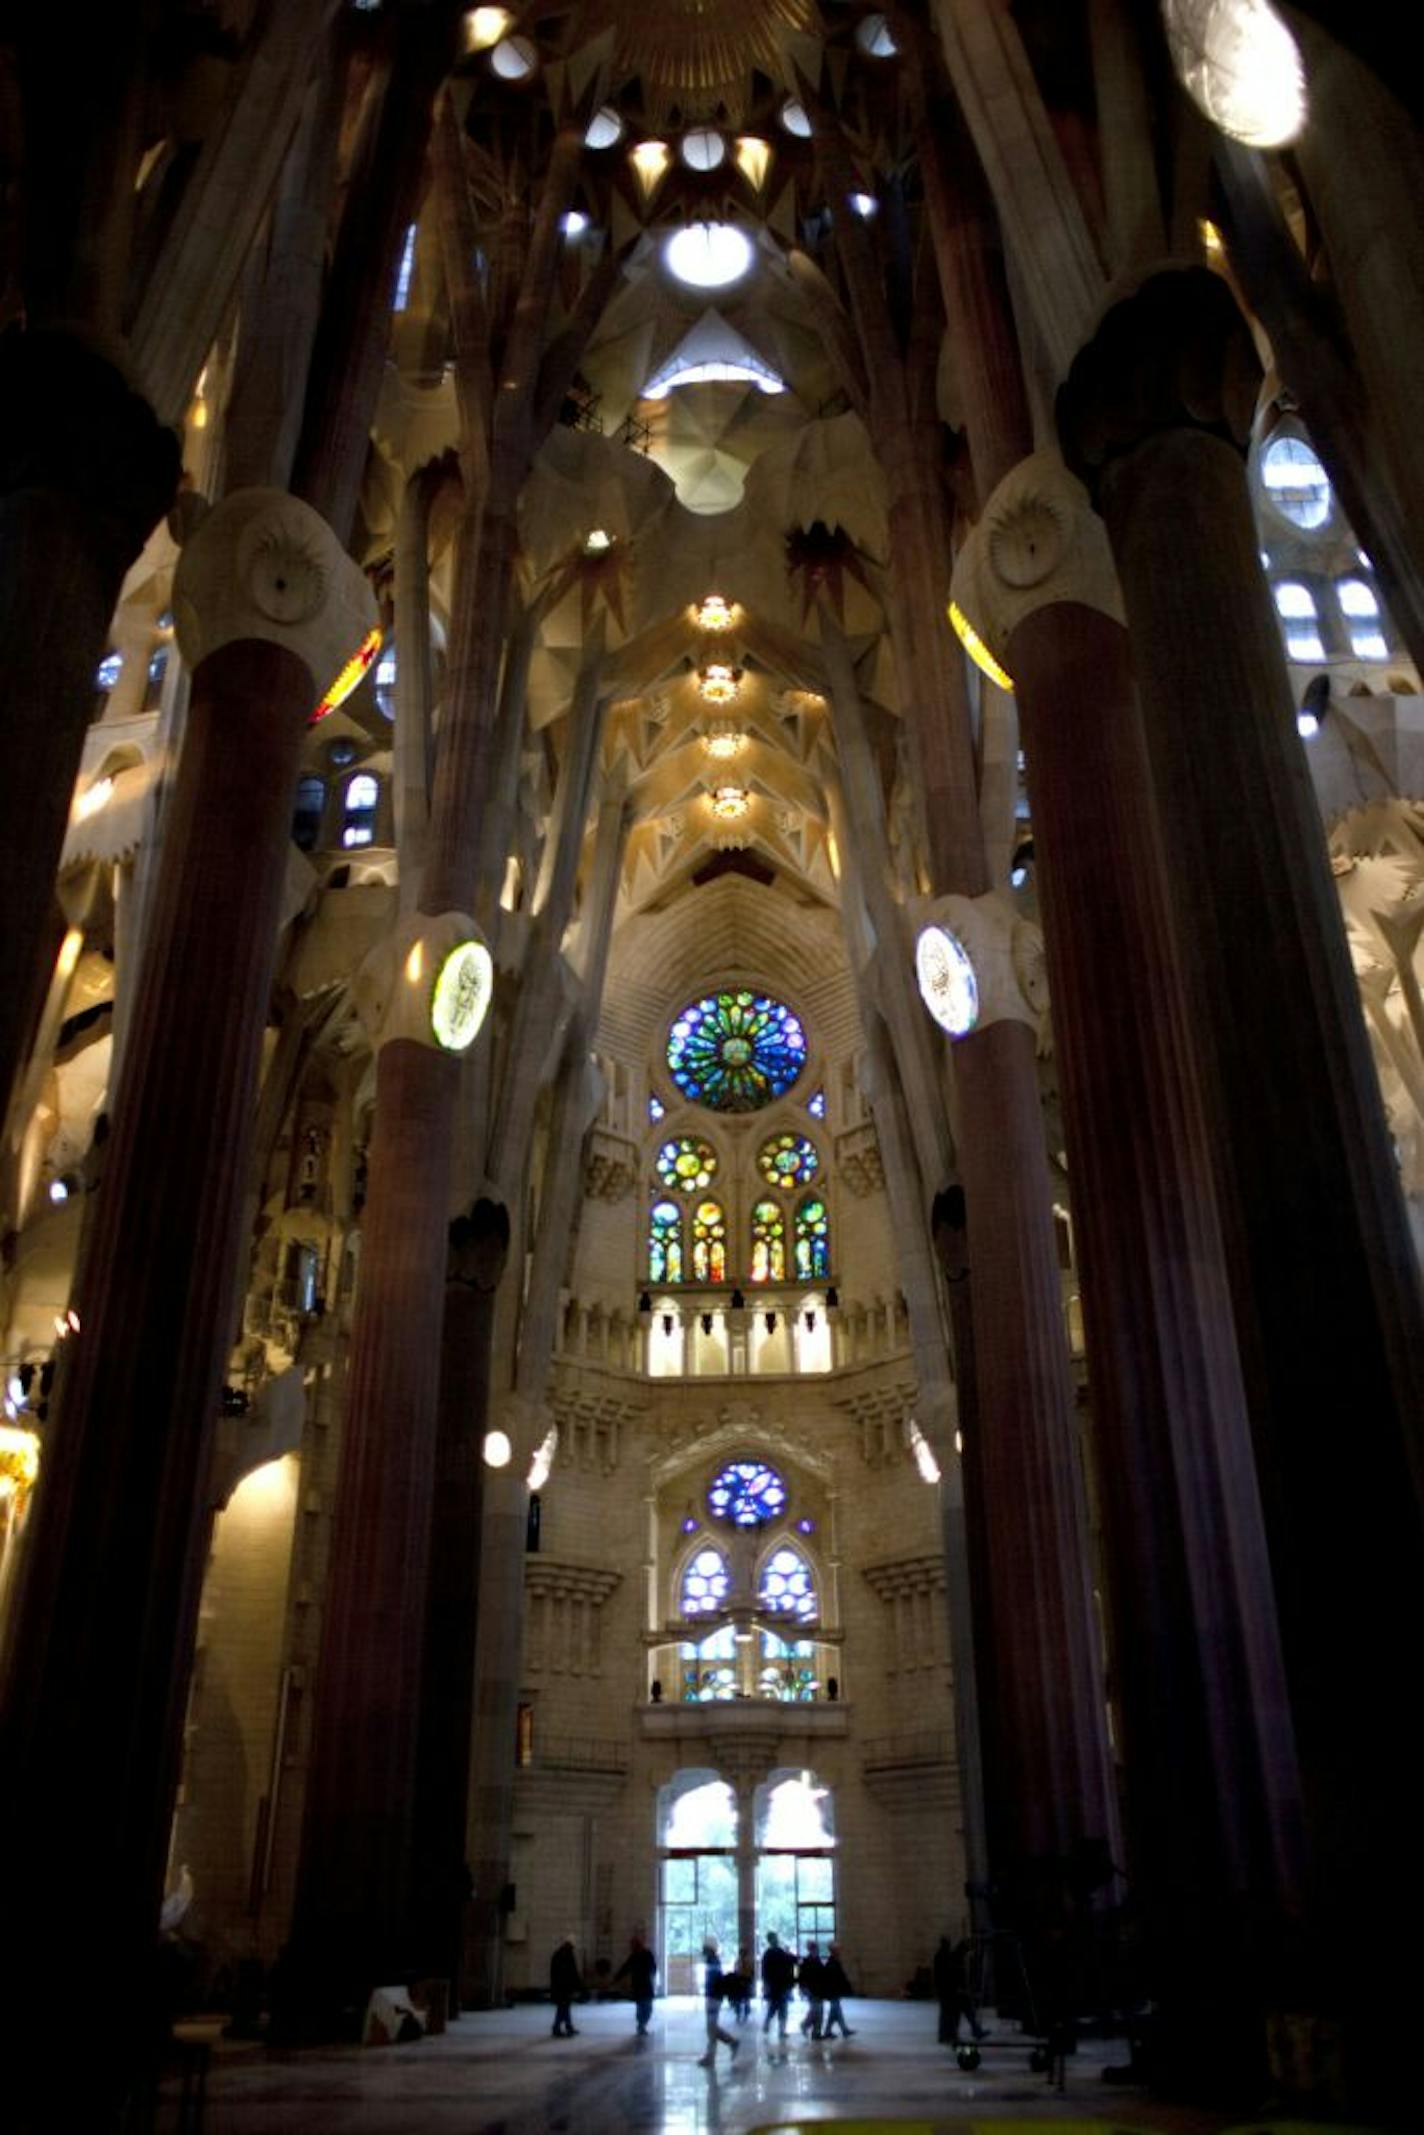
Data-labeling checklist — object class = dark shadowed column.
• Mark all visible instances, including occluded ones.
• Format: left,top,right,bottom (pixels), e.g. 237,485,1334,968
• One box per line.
0,488,371,2130
1061,266,1424,2112
0,330,178,1126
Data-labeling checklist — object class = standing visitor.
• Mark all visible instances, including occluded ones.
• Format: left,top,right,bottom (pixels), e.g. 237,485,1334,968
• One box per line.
798,1940,826,2038
821,1943,856,2037
610,1931,657,2036
761,1931,797,2040
697,1939,741,2066
933,1933,986,2046
549,1935,582,2038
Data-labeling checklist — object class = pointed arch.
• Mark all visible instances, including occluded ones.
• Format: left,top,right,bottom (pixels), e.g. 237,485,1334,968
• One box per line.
750,1197,786,1283
649,1198,684,1283
679,1541,730,1619
794,1194,830,1280
757,1538,818,1622
691,1198,727,1282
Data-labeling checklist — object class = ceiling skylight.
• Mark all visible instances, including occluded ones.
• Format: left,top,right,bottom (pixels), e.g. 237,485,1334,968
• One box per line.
664,223,755,291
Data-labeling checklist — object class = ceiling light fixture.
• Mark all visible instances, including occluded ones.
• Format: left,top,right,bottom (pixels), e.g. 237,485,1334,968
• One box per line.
695,592,734,632
630,139,672,203
735,136,772,189
709,783,750,820
698,661,742,704
463,6,513,51
702,718,746,761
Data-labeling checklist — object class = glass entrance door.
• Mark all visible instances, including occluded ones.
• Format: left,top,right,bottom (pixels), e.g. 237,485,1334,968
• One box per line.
755,1850,836,1955
660,1851,739,1993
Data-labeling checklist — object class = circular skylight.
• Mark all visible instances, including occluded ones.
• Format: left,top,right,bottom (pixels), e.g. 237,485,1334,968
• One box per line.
664,222,755,291
681,128,726,173
585,105,624,150
856,13,899,57
780,98,812,138
489,34,537,80
1262,435,1332,531
1162,0,1305,149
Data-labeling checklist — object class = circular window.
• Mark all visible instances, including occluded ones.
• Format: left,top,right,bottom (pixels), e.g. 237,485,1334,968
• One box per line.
757,1132,820,1190
655,1135,719,1194
708,1460,787,1526
667,992,807,1111
490,35,537,81
780,98,812,138
1261,435,1332,531
663,222,754,291
856,13,898,57
915,925,979,1039
681,128,726,173
585,105,623,150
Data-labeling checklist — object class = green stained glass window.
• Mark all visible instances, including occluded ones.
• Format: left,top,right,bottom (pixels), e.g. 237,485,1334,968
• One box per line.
655,1135,718,1194
750,1198,786,1283
666,991,807,1112
794,1196,830,1281
757,1131,820,1190
692,1199,727,1282
649,1199,684,1283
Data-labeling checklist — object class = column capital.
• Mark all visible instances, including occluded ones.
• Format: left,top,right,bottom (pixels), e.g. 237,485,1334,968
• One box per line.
0,327,181,569
909,890,1048,1038
1056,264,1262,506
172,486,377,702
352,911,494,1056
951,450,1123,662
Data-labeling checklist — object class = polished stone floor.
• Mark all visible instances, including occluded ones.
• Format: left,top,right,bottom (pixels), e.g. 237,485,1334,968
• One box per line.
181,1996,1249,2134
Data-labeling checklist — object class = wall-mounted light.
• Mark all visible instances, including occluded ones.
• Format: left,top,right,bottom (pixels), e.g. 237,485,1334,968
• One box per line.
825,1286,840,1314
700,1312,714,1336
638,1290,652,1315
764,1311,777,1335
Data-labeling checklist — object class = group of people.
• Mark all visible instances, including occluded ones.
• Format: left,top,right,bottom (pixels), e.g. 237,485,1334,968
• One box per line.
551,1928,856,2062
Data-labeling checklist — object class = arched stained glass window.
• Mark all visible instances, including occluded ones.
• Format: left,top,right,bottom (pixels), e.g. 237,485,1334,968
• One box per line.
757,1132,820,1190
691,1199,727,1283
656,1135,718,1194
681,1545,730,1616
794,1196,830,1281
759,1631,818,1702
680,1626,737,1701
666,991,807,1112
649,1199,684,1283
708,1460,786,1525
807,1087,826,1119
342,772,379,848
759,1543,817,1621
750,1199,787,1283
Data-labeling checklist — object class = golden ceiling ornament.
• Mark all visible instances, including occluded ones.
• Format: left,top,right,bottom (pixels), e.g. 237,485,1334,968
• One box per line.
576,0,815,106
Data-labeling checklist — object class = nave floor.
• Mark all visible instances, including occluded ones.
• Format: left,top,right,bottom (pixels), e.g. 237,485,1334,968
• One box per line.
177,1995,1244,2135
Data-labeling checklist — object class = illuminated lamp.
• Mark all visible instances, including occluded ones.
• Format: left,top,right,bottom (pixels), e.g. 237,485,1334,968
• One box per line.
948,599,1014,693
849,191,878,219
709,783,749,821
561,209,590,239
630,139,671,204
915,922,980,1039
701,718,745,761
463,6,513,50
1161,0,1305,148
583,528,613,554
698,661,742,704
695,592,735,632
734,136,772,190
310,626,383,724
483,1428,512,1467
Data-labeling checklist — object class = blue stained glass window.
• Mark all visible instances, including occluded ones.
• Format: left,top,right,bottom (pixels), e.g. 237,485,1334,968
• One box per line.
758,1543,817,1621
649,1092,666,1122
666,991,807,1112
708,1460,786,1526
807,1088,826,1119
649,1199,684,1283
794,1196,829,1281
681,1546,730,1616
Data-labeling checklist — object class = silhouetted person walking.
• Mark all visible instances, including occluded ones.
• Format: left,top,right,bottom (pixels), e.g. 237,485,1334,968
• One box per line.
550,1935,582,2037
610,1932,657,2036
821,1944,856,2037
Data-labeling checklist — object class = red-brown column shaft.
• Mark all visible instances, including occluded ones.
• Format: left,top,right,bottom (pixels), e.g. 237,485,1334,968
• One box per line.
0,637,314,2127
1010,593,1306,2074
1061,266,1424,2110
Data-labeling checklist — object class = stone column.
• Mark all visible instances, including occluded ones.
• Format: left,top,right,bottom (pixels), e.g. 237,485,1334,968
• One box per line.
1061,266,1424,2105
0,488,371,2126
287,905,494,2018
0,331,179,1125
411,1197,510,2005
956,451,1307,2078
